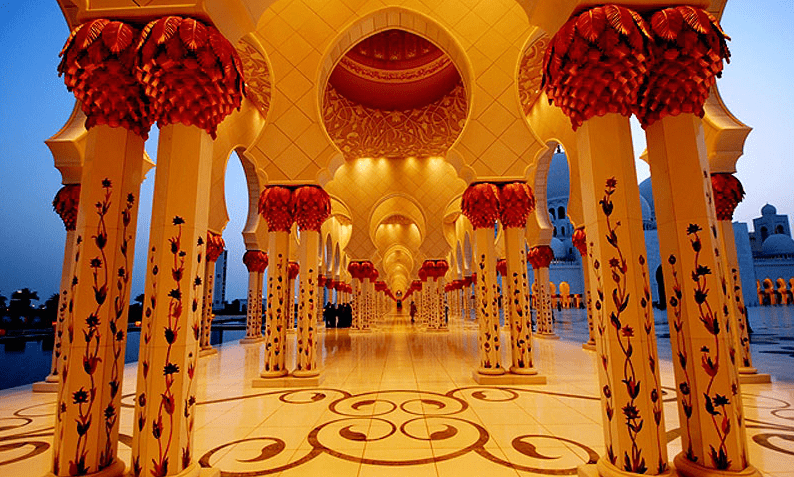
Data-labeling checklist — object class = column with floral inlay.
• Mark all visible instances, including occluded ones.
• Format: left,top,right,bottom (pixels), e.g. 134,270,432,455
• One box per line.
638,7,760,475
199,232,225,355
573,228,596,350
38,184,80,392
498,182,537,374
130,15,245,477
293,186,330,377
543,6,668,475
54,18,154,477
258,186,294,378
286,261,299,333
461,183,504,375
240,250,267,344
528,246,556,338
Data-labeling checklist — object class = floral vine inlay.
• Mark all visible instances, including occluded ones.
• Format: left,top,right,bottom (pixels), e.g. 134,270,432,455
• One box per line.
599,178,646,473
688,224,733,470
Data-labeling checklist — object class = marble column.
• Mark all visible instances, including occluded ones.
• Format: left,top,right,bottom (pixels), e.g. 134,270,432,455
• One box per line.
573,228,596,350
501,204,536,374
53,17,155,476
529,246,557,338
131,16,244,477
259,186,294,378
286,261,299,333
293,185,330,377
462,183,504,376
35,185,80,393
543,6,672,475
199,232,225,355
711,173,767,383
638,7,760,474
240,250,267,344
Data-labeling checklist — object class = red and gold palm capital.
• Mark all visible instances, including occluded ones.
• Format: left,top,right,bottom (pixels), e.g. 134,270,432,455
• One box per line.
242,250,268,273
461,183,500,230
294,186,331,232
53,184,81,231
258,186,294,232
528,246,554,270
498,182,535,229
572,228,587,257
711,173,745,221
206,232,225,263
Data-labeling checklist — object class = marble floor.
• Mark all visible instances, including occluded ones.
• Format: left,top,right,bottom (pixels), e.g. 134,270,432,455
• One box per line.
1,314,794,476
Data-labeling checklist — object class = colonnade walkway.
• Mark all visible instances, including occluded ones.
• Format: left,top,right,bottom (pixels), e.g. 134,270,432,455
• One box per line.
1,313,793,477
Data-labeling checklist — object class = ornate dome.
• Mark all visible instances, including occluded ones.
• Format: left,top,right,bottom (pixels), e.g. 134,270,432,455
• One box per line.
547,152,570,202
328,29,461,110
550,237,566,259
761,234,794,256
640,195,653,223
638,178,654,216
761,203,777,216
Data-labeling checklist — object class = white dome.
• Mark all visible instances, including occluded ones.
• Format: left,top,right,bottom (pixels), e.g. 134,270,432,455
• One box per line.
762,234,794,256
638,178,654,216
550,237,566,259
640,195,653,223
761,204,777,216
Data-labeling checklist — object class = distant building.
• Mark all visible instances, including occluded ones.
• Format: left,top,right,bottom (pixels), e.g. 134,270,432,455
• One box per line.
212,250,227,310
536,151,794,308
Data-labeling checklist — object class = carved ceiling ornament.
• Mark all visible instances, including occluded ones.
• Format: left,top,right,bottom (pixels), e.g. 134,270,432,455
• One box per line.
322,82,467,160
517,35,550,115
236,37,271,119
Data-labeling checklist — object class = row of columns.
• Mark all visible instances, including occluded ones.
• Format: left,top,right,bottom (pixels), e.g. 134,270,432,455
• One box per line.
50,15,245,477
542,5,758,477
461,181,539,377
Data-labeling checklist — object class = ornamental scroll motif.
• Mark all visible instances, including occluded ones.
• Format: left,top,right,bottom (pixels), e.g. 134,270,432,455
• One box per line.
322,83,466,159
236,37,271,119
518,36,549,115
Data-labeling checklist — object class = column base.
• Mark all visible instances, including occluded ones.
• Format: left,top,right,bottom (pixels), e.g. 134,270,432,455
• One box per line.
535,333,560,340
239,336,265,344
582,342,597,351
287,328,296,334
258,369,289,379
509,366,538,376
473,369,546,385
581,456,676,477
43,458,124,477
199,347,218,358
253,374,324,388
739,371,772,384
674,452,762,477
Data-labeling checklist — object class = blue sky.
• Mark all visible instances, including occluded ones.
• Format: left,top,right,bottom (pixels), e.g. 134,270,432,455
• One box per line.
1,1,792,303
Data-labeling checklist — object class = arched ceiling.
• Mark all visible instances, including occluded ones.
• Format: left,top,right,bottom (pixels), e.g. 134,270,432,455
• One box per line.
328,29,461,111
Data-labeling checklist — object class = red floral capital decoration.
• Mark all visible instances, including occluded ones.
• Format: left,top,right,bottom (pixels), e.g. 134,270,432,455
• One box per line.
206,232,225,262
135,16,245,138
461,183,500,230
294,186,331,232
499,182,535,229
53,184,81,231
59,19,152,138
318,275,326,288
572,228,587,257
638,6,730,127
242,250,268,273
542,5,652,129
347,261,362,280
496,259,508,277
711,173,744,221
288,262,300,280
528,246,554,269
258,186,294,232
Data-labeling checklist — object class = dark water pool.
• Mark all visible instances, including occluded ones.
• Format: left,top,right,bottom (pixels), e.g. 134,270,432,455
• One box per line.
0,326,246,390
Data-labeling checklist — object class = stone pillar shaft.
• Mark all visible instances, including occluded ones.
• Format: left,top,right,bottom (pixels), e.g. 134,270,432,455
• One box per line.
296,230,320,376
504,228,535,373
132,123,213,477
577,114,668,474
646,114,748,471
54,125,146,477
534,266,554,336
243,269,263,341
262,231,289,377
474,227,503,374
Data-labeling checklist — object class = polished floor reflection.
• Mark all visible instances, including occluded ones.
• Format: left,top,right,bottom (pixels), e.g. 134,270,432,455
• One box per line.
2,313,794,476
